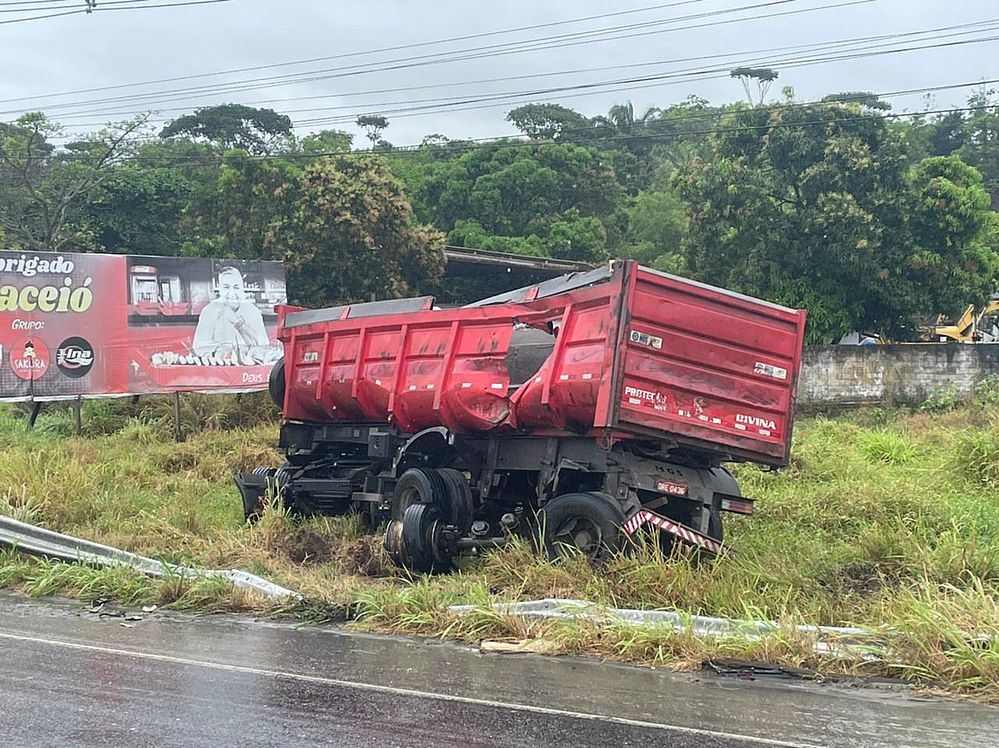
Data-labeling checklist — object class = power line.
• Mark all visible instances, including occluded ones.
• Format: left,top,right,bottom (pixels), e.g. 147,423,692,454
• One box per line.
4,0,855,115
0,0,148,13
98,0,232,11
8,0,806,112
0,1,710,104
26,87,999,165
0,0,228,24
45,16,999,127
0,6,79,22
0,0,85,5
30,18,997,146
56,72,998,150
296,31,999,125
35,29,999,146
288,33,999,128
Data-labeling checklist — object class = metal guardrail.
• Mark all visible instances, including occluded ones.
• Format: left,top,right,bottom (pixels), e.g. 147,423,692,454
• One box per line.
0,516,298,601
448,599,881,658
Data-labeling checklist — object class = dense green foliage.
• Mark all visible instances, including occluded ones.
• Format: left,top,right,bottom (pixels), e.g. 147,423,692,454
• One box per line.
3,81,999,335
159,103,294,155
676,104,999,340
183,153,445,306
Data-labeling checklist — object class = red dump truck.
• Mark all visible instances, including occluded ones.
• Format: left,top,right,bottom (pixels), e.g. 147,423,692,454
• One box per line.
237,261,807,571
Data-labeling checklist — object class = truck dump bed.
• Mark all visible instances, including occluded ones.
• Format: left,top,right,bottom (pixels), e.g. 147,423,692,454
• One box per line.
278,261,806,466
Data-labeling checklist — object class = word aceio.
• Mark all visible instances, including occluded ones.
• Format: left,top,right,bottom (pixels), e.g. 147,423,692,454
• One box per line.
0,277,94,314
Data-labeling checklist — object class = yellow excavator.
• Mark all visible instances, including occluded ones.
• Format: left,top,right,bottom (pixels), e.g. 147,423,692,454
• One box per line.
927,295,999,343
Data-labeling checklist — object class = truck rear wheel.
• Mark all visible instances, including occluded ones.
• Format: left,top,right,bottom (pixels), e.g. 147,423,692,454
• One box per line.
268,357,285,410
437,468,475,533
392,467,447,520
400,502,455,574
541,492,625,563
386,468,457,572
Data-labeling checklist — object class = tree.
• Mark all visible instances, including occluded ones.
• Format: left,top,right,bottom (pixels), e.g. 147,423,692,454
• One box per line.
505,103,590,141
960,88,999,203
356,115,389,149
417,141,623,259
675,102,999,341
730,67,779,107
821,92,891,111
0,112,145,252
447,219,547,256
618,188,688,269
589,102,661,141
81,162,194,255
927,110,967,156
160,104,293,154
187,153,444,306
585,99,718,189
903,156,999,316
299,129,353,153
545,212,607,261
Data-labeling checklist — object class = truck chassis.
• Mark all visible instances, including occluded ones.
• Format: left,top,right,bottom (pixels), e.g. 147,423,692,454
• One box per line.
236,419,753,572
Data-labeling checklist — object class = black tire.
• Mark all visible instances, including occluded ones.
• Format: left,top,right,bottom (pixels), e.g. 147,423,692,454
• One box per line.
401,502,454,574
437,468,475,533
268,357,286,410
541,492,626,563
392,467,448,520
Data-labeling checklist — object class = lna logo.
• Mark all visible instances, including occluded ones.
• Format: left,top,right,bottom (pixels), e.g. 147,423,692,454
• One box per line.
56,337,94,378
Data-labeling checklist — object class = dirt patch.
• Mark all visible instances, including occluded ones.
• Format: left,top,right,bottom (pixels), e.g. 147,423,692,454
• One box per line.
334,535,394,577
282,526,334,565
825,560,900,599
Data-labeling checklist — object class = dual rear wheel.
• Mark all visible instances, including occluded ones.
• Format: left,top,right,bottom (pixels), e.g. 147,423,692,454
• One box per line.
384,472,722,572
384,467,472,573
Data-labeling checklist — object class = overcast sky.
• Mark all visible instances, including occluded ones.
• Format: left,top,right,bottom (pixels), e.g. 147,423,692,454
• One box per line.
1,0,997,147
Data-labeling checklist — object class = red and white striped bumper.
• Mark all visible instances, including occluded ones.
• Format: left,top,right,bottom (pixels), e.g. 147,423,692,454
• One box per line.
623,509,723,554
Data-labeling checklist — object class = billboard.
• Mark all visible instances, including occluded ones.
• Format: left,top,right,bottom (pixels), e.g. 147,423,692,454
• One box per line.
0,251,287,401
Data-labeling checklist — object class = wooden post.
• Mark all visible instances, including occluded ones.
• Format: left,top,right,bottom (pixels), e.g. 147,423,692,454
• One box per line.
173,391,183,442
73,396,82,435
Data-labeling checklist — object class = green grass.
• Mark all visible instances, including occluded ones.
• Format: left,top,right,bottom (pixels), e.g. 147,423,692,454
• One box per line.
2,393,999,699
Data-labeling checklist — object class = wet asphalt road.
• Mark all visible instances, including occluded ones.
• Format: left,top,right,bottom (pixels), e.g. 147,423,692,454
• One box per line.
0,591,996,747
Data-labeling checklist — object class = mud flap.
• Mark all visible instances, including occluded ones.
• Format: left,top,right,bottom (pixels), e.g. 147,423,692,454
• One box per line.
234,473,268,518
623,509,723,555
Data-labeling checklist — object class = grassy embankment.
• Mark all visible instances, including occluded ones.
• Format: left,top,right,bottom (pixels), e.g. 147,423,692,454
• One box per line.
1,386,999,699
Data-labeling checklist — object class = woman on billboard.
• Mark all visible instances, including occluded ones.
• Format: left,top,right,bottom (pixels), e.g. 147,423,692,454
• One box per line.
192,266,270,360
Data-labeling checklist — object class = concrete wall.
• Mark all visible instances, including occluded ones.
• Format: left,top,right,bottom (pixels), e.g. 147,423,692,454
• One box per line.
798,343,999,407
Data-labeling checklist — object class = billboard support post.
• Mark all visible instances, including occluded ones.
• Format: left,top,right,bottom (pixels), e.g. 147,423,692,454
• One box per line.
27,403,42,432
173,392,183,443
73,397,82,436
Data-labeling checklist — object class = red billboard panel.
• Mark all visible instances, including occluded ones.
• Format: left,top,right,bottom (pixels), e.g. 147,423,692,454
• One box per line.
0,251,287,401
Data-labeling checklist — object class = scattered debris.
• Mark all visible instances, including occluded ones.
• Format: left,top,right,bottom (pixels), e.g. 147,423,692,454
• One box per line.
704,659,820,680
480,639,562,655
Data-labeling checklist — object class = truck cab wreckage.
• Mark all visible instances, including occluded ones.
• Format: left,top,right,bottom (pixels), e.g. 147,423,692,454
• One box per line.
236,261,807,572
